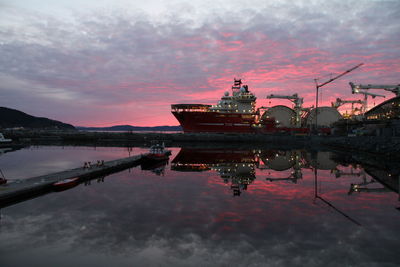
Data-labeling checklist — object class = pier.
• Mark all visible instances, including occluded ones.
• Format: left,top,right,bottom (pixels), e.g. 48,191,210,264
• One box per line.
0,154,149,208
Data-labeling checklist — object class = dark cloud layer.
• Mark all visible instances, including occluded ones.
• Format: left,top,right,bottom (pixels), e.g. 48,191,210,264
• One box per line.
0,1,399,125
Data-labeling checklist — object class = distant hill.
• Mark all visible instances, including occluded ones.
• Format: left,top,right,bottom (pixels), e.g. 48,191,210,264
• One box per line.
77,125,182,131
0,107,75,130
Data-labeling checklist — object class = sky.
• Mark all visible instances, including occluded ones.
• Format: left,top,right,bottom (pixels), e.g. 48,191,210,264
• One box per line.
0,0,399,127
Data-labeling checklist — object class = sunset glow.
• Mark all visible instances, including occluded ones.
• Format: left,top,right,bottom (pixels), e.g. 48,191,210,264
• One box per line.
0,0,399,126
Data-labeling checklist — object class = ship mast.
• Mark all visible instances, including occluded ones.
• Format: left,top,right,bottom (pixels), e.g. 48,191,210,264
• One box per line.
233,78,242,89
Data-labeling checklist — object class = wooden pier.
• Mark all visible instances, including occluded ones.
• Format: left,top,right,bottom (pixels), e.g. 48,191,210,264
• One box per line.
0,154,148,208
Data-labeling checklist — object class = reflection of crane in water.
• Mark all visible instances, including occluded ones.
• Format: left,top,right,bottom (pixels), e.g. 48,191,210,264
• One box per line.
313,168,362,226
348,181,389,195
348,168,394,196
265,169,302,184
332,168,363,178
262,150,306,184
332,167,391,195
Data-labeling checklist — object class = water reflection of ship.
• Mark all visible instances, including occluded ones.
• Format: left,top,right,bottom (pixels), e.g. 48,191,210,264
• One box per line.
172,148,256,196
213,163,256,196
171,148,341,195
171,148,255,172
171,147,399,202
141,159,169,176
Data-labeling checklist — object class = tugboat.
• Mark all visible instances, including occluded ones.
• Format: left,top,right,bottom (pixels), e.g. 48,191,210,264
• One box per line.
144,142,171,161
141,143,171,172
53,177,79,191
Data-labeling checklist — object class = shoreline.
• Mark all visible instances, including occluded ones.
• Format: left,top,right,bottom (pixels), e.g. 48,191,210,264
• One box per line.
2,130,400,157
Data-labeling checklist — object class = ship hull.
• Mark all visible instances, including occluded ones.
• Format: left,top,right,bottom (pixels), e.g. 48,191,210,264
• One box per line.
172,111,256,133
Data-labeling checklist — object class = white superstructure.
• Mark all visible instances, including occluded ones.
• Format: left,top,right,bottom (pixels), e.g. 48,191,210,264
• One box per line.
0,133,12,143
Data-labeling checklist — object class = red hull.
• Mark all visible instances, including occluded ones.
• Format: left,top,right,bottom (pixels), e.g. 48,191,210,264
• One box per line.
53,178,79,191
172,111,256,133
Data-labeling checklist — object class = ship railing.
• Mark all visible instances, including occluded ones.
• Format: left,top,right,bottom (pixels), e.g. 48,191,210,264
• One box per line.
171,104,211,112
172,108,211,112
235,94,256,99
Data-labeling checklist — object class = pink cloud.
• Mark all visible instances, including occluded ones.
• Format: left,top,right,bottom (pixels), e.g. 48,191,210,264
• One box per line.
1,4,399,126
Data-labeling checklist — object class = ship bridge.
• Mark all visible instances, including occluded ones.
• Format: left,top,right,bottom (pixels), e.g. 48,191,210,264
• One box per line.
209,79,257,114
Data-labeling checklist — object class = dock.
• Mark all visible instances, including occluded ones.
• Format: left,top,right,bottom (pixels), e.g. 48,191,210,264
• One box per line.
0,154,148,208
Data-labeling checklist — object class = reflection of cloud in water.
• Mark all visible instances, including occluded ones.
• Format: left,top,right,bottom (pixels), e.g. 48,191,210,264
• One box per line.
0,146,136,180
1,147,399,266
306,151,338,170
1,208,399,267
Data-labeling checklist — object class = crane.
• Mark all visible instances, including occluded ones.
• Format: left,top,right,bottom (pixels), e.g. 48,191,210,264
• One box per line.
349,82,400,97
350,89,385,114
266,93,305,127
331,98,364,117
313,63,364,130
331,98,363,109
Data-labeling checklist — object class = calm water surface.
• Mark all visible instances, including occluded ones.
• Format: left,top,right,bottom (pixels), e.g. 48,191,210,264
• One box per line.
0,146,399,266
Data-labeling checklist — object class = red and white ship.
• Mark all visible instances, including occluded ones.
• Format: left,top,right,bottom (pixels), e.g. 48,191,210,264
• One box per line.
172,79,275,133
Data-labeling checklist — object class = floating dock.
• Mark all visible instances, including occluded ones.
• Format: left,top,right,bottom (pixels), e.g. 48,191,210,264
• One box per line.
0,154,149,208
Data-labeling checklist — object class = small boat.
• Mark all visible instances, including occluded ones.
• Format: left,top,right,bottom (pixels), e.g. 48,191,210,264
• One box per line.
0,133,12,143
144,142,171,161
53,177,79,191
